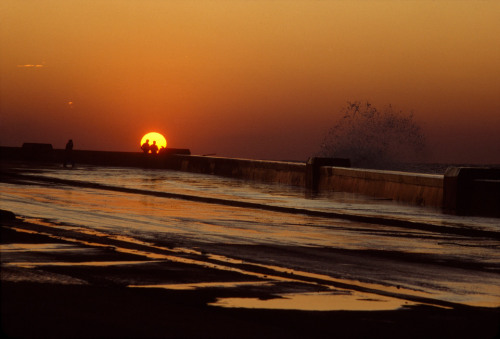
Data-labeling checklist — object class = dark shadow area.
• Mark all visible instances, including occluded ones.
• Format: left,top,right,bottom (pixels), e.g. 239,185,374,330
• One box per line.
1,213,499,338
2,282,499,339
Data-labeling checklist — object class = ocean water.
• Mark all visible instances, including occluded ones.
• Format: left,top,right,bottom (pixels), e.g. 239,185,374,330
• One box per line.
1,164,499,307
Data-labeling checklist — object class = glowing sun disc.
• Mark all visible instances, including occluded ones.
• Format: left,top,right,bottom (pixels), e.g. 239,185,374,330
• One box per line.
140,132,167,149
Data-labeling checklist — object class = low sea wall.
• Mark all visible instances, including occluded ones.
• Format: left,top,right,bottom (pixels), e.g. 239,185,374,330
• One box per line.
163,154,442,208
163,155,306,186
0,145,190,168
164,157,499,215
60,148,190,167
318,166,443,208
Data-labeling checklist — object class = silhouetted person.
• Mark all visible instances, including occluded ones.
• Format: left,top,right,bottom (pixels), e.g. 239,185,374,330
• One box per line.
150,140,158,155
158,146,166,155
141,139,150,154
63,139,74,168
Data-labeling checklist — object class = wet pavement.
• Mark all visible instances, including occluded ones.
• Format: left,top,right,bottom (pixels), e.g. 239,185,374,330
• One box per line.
1,164,500,338
1,214,498,311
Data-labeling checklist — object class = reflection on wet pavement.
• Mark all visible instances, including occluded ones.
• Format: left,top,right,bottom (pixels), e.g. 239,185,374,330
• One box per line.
210,290,419,311
3,218,498,310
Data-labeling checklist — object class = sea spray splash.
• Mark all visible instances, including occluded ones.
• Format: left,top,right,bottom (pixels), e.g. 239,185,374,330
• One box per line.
319,101,427,170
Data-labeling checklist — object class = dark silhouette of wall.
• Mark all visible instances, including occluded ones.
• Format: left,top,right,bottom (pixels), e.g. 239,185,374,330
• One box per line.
164,155,444,208
0,145,190,168
443,167,500,217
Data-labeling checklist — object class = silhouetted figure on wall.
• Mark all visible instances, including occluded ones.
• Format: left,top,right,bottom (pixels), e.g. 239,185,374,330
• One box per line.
158,146,166,155
141,139,150,154
64,139,74,168
150,141,158,155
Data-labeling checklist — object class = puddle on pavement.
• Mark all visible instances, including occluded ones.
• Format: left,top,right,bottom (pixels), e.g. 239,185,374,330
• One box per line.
209,290,417,311
129,281,420,311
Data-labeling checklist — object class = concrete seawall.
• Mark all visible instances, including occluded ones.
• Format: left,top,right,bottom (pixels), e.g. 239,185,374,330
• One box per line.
162,155,443,208
318,166,443,208
168,156,497,216
163,155,306,186
0,145,190,168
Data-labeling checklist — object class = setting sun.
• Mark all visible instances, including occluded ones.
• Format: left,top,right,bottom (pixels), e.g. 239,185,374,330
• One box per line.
140,132,167,152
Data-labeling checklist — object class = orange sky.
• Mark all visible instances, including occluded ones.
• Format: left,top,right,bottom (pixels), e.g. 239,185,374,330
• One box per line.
1,1,499,163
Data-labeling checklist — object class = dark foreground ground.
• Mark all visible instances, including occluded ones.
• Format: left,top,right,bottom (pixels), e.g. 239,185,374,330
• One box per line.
3,281,499,339
1,211,499,339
